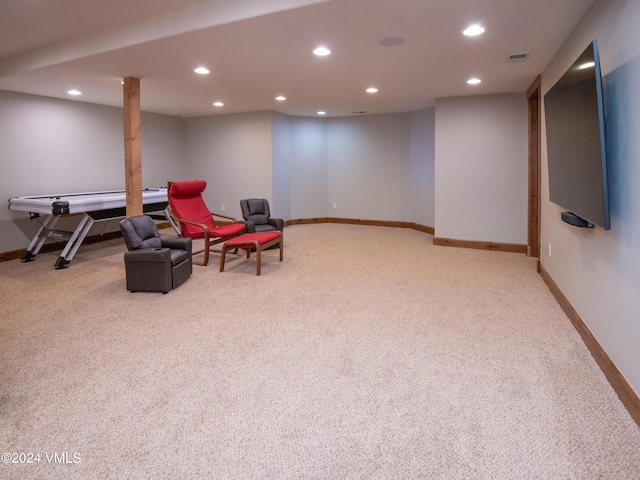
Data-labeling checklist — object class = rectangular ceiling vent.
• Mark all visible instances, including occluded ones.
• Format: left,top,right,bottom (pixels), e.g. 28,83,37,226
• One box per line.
507,53,530,63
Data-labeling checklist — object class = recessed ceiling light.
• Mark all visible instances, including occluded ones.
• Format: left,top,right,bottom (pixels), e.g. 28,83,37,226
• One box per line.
313,46,331,56
317,111,326,115
194,67,210,74
213,101,224,107
467,78,482,85
378,37,405,47
366,87,379,93
275,96,286,101
463,25,485,36
67,89,82,95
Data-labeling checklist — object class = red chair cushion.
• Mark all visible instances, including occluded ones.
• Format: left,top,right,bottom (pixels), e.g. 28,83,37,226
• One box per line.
168,180,215,238
170,179,206,196
224,232,281,249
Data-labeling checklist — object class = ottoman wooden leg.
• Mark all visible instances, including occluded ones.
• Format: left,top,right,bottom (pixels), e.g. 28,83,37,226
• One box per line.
256,245,262,276
220,233,282,275
220,245,228,272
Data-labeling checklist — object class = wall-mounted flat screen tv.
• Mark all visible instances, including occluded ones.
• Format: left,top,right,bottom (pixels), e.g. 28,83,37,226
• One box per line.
544,39,609,230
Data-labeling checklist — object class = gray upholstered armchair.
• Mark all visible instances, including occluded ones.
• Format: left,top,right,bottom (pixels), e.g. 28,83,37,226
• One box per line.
119,215,192,293
239,198,284,233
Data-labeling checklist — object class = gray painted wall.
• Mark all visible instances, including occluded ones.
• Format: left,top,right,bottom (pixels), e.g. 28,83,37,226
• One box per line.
1,100,436,254
540,0,640,396
177,106,428,233
184,111,273,221
327,114,412,222
272,112,292,220
410,107,435,228
0,93,521,256
289,117,328,219
0,90,184,252
434,93,528,244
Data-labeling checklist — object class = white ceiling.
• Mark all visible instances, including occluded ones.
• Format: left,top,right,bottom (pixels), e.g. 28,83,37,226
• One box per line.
0,0,595,118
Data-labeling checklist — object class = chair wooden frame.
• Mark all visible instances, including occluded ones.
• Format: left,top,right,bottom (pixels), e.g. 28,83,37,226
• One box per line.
167,181,245,266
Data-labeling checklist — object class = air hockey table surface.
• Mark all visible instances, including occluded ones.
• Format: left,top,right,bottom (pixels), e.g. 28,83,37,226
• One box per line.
8,188,170,268
8,188,168,215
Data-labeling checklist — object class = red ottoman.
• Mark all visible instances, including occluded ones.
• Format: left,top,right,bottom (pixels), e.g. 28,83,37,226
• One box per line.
219,231,283,276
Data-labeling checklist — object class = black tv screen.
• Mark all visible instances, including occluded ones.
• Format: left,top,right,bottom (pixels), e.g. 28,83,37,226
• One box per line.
544,40,609,230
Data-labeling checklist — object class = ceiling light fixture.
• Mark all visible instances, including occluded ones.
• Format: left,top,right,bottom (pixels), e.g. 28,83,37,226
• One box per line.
366,87,379,93
213,101,224,107
194,67,210,74
463,25,485,36
467,78,481,85
317,111,326,115
275,96,286,101
67,89,82,95
313,46,331,56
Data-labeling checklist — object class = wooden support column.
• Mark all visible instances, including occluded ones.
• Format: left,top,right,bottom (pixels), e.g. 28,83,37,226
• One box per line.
123,77,142,217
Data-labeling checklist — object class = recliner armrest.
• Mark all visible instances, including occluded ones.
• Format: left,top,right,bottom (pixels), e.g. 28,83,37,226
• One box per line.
124,248,171,264
269,218,284,231
241,220,257,233
162,237,192,253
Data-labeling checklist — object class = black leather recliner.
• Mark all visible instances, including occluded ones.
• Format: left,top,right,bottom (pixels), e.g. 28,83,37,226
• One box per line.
119,215,192,293
239,198,284,233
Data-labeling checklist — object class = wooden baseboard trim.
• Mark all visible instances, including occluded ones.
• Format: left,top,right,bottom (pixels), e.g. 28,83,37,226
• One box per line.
284,217,435,234
0,248,33,263
433,236,527,253
284,217,330,227
0,221,172,263
0,231,125,262
539,262,640,427
409,222,436,235
4,217,430,261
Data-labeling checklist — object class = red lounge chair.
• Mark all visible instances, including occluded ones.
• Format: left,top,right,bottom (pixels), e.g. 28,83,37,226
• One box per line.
167,180,246,266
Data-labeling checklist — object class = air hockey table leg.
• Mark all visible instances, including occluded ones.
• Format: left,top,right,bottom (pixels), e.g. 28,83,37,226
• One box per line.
54,214,94,269
164,206,181,235
21,214,60,262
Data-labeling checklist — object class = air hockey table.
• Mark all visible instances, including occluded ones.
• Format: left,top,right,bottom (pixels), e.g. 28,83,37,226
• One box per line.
8,188,172,268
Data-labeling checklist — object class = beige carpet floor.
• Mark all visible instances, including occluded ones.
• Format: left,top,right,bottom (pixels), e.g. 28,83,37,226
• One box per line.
1,223,639,479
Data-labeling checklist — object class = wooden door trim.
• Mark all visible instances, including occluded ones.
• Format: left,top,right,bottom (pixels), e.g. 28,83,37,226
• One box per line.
527,75,541,258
